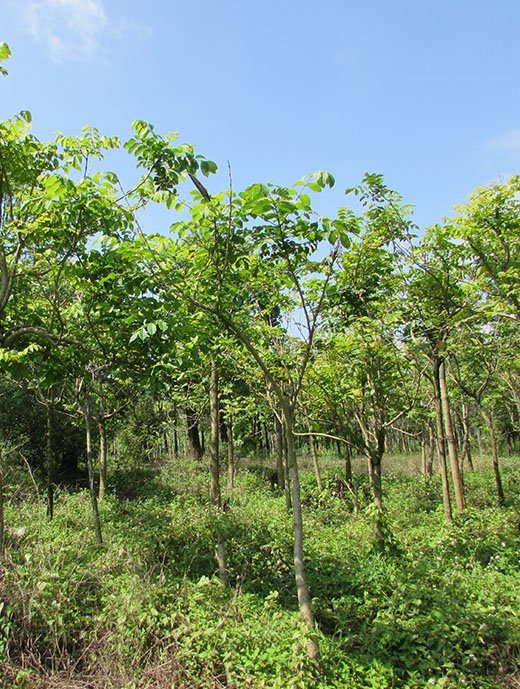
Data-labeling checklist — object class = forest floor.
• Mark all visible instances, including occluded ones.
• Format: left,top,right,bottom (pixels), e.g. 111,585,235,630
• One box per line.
1,452,520,688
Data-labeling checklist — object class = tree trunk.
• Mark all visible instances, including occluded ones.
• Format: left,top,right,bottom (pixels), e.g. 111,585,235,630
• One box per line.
0,438,4,559
98,415,107,500
439,359,465,511
305,411,323,492
282,418,292,510
507,374,520,420
263,422,270,454
432,357,452,520
426,420,435,478
173,404,179,459
226,413,234,497
309,432,323,492
367,429,385,552
46,405,55,520
84,407,103,545
343,443,359,517
461,399,474,472
274,414,285,490
280,399,320,663
481,408,505,506
210,358,227,587
209,362,221,509
186,407,203,461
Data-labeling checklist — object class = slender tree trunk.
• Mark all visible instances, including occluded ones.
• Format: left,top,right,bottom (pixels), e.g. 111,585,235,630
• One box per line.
309,432,323,492
210,359,227,587
426,420,435,478
282,419,292,510
0,438,4,559
46,405,55,519
481,408,505,506
439,359,465,511
274,414,285,490
421,437,427,476
98,415,107,500
84,407,103,545
173,404,179,459
209,363,221,509
263,422,270,454
226,413,234,497
280,399,320,663
432,357,452,520
366,429,385,552
461,399,474,472
344,443,352,484
305,411,323,492
507,374,520,420
341,443,358,517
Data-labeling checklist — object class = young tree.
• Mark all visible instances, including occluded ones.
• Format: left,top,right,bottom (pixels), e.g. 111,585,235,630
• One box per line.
405,226,473,516
122,121,344,661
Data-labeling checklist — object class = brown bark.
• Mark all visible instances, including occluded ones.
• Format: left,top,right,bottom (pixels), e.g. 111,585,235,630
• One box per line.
432,357,452,521
98,415,107,500
0,438,4,559
481,408,505,506
186,407,203,461
426,420,435,478
460,400,474,472
439,359,465,511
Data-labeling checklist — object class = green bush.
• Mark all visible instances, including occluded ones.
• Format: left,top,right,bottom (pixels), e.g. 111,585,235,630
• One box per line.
1,460,519,687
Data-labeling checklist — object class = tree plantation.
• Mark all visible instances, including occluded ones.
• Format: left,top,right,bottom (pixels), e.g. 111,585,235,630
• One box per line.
1,45,520,689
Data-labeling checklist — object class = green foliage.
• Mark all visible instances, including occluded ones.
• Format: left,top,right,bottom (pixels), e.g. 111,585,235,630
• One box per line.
1,459,519,687
0,42,10,76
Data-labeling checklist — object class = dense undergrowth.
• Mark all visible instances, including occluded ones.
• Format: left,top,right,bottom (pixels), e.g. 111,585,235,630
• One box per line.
1,455,519,688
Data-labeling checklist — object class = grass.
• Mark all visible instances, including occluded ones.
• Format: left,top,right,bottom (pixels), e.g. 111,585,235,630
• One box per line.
0,453,519,688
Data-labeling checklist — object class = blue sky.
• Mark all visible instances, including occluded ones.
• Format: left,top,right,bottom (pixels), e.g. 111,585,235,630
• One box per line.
2,0,520,230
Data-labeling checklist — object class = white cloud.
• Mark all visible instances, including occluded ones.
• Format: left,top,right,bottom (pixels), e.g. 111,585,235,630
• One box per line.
15,0,150,63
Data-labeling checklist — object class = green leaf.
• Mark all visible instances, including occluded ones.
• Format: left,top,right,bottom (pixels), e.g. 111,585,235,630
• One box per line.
312,171,335,188
200,160,218,176
0,42,11,76
0,42,10,60
299,193,311,208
